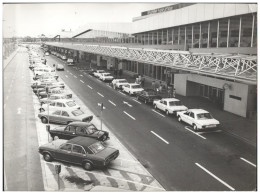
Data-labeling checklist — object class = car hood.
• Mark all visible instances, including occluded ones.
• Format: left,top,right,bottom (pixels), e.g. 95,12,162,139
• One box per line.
90,131,106,138
77,114,93,122
196,119,220,125
40,139,66,150
169,105,188,111
95,147,118,159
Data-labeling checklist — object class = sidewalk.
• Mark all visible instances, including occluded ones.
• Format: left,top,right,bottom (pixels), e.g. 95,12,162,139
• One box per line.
3,47,19,69
73,60,257,147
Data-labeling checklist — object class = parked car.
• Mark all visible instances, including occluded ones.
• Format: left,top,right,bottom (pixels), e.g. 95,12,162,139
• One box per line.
45,52,50,56
39,93,72,104
38,88,72,99
177,109,220,131
61,55,67,60
111,79,129,89
38,108,93,124
122,83,144,95
93,70,105,78
99,73,114,82
38,136,119,170
56,64,64,71
32,82,64,92
39,99,80,112
49,121,109,142
153,98,188,116
136,89,162,104
67,58,74,65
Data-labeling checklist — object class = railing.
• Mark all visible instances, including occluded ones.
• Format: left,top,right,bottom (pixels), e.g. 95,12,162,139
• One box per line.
45,42,257,84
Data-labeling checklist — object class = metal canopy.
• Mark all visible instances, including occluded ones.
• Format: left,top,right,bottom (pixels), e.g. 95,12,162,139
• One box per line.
46,42,257,85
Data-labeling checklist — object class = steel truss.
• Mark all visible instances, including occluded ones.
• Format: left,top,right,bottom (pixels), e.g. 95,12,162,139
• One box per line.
46,42,257,84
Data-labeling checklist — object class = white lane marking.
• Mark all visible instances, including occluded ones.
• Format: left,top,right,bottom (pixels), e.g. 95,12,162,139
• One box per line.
97,92,104,97
132,98,142,104
123,101,132,107
123,111,136,120
65,75,68,78
106,84,111,88
87,85,93,89
151,131,169,144
80,80,84,83
6,96,9,100
195,163,235,191
118,91,126,96
17,108,22,114
185,126,206,140
108,100,116,106
80,75,83,77
152,109,166,117
74,75,77,78
70,73,73,75
240,157,256,167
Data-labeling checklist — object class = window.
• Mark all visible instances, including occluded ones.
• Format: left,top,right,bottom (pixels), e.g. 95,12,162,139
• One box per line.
197,113,213,119
57,102,63,107
86,124,97,134
72,145,85,154
88,142,105,154
50,102,55,106
65,125,76,133
62,111,69,117
66,101,76,107
190,112,194,118
76,127,85,134
52,110,61,115
72,110,84,116
60,143,72,151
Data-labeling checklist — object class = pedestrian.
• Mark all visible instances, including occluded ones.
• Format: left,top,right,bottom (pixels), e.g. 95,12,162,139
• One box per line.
173,88,176,98
159,81,163,93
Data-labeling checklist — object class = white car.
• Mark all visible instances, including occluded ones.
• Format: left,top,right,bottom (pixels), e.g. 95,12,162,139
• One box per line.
122,83,144,95
93,70,106,78
153,98,188,116
177,109,220,131
112,79,129,89
39,99,80,112
56,64,64,70
45,52,49,56
61,55,67,60
67,58,74,65
39,93,72,104
99,73,114,81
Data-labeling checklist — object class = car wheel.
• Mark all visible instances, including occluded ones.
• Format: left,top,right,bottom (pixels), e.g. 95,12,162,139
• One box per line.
43,153,53,162
166,110,169,115
83,161,93,171
193,124,198,131
154,104,157,109
41,117,48,124
178,116,182,122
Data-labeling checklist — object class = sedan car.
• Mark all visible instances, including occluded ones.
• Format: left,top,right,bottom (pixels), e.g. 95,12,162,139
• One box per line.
153,98,188,116
61,55,67,60
67,58,74,65
56,64,64,71
111,79,129,89
38,108,93,124
99,73,114,82
49,121,109,142
93,70,105,78
136,89,162,104
177,109,220,131
39,99,80,112
38,88,72,99
39,136,119,170
122,83,144,95
39,93,73,104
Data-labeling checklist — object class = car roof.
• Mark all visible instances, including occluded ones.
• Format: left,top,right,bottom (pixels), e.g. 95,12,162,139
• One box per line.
188,109,209,114
51,99,74,103
161,98,180,102
67,136,98,147
68,121,91,126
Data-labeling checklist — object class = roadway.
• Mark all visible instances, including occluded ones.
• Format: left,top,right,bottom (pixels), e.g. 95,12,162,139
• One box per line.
43,53,256,191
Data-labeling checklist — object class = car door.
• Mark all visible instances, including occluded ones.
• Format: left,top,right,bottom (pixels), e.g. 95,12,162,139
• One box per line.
61,111,71,124
70,144,86,165
62,125,77,139
55,143,73,162
186,112,195,125
181,111,190,123
50,110,62,123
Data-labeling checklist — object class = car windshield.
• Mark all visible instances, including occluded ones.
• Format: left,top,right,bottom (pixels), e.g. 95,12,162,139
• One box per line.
84,124,97,134
66,101,76,107
197,113,213,120
72,109,84,116
119,80,128,83
132,85,141,89
88,142,105,154
169,101,182,106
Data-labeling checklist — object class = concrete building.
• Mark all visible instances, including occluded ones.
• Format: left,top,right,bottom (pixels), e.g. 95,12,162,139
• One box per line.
45,3,257,118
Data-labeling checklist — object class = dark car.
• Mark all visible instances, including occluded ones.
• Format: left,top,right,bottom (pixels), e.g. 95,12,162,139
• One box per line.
49,122,109,142
39,136,119,171
136,89,162,104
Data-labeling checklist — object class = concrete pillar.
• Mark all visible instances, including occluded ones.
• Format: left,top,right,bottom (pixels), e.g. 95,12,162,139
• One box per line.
97,55,101,67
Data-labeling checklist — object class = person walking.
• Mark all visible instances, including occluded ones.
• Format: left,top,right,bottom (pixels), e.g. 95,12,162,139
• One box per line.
159,81,163,93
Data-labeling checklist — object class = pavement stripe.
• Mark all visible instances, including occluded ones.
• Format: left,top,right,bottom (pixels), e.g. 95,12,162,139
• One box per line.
118,91,126,96
87,85,93,89
151,131,169,144
74,76,77,78
240,157,256,167
185,126,206,140
195,163,235,191
108,100,116,106
123,111,136,120
65,75,68,78
152,109,165,117
80,80,84,83
132,99,142,104
80,75,83,77
97,92,104,97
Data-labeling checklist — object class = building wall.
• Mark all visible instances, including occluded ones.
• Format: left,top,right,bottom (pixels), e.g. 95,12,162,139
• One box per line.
175,74,251,117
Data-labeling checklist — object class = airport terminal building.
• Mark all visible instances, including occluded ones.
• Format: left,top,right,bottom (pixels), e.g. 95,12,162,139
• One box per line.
45,3,257,118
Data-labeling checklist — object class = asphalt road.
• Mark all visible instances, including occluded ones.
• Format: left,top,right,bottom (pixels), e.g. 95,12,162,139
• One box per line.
3,48,44,191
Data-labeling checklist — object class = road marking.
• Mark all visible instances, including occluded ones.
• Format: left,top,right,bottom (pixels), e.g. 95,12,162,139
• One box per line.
132,98,142,104
74,75,77,78
80,74,83,77
87,85,93,89
123,111,136,120
152,109,166,117
108,100,116,106
80,80,84,83
97,92,104,97
65,75,68,78
151,131,169,144
118,91,126,96
240,157,256,167
123,101,132,107
185,126,206,139
195,163,235,191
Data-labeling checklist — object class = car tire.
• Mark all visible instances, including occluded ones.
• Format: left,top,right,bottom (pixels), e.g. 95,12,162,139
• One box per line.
83,161,93,171
178,116,182,122
166,110,169,115
154,104,157,109
43,153,53,162
193,124,198,131
41,117,48,124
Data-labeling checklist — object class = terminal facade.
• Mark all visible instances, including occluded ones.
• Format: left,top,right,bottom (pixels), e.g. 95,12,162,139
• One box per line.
46,3,257,118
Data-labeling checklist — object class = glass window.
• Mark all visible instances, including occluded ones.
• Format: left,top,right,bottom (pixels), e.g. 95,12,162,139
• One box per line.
88,142,105,154
201,22,208,48
57,102,63,107
190,112,194,118
179,27,185,45
169,101,182,106
197,113,213,119
66,101,76,107
162,29,167,45
62,111,69,117
72,145,85,154
153,31,158,45
167,29,173,44
209,20,218,48
72,109,84,116
86,124,97,134
186,25,192,49
218,18,228,47
173,27,179,45
52,110,61,115
253,13,257,47
229,16,240,47
193,24,200,48
76,127,85,134
60,143,72,151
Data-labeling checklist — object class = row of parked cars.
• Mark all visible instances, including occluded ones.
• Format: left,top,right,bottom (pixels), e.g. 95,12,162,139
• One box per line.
49,51,74,65
29,49,119,171
89,68,220,131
